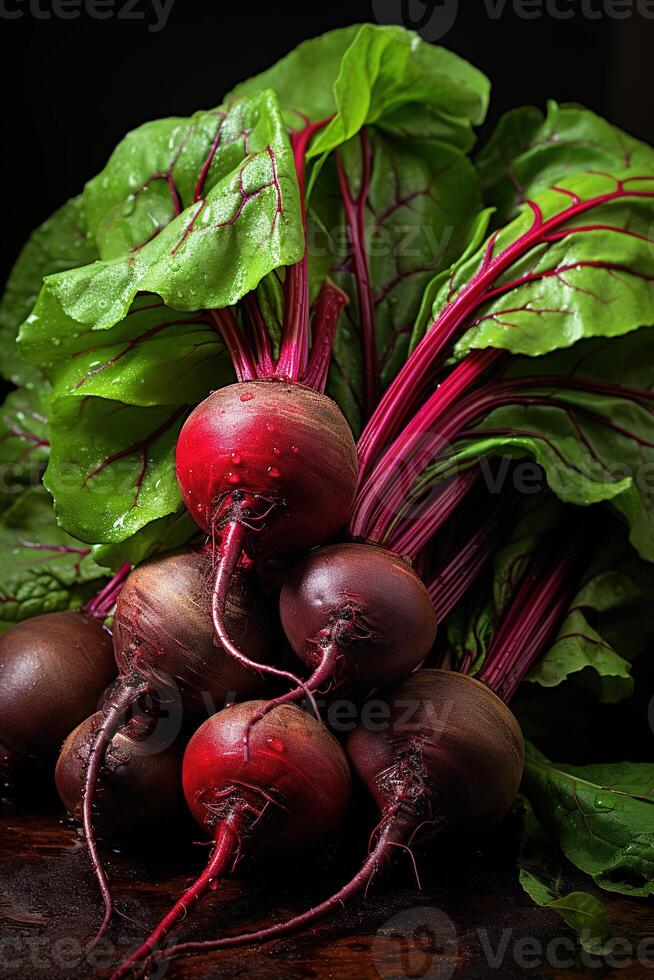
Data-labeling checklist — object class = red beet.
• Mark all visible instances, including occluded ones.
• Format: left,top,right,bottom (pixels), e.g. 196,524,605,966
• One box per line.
175,381,358,682
112,701,351,978
80,549,277,950
0,612,116,765
244,544,438,749
154,670,523,966
56,710,184,840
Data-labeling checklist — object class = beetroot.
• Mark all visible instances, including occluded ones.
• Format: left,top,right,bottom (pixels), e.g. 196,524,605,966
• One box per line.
80,548,277,949
243,544,438,748
175,381,358,680
0,612,116,765
111,548,276,718
153,670,523,966
112,700,351,978
56,710,184,840
282,544,437,689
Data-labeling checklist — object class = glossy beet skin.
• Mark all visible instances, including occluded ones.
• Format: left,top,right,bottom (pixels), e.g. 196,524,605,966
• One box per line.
184,701,351,852
281,544,438,691
56,712,184,840
112,549,276,716
111,702,351,978
0,612,116,761
175,381,358,556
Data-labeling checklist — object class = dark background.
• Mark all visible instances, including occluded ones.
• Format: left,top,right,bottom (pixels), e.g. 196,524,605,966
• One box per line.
1,0,653,286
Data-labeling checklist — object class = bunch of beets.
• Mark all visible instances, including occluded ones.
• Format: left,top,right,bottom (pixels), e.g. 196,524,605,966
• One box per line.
3,23,652,979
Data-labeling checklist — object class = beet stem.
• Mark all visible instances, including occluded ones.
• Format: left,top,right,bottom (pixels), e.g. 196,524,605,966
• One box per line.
82,672,150,956
84,562,131,619
303,282,349,394
209,309,258,382
211,520,320,739
111,814,240,980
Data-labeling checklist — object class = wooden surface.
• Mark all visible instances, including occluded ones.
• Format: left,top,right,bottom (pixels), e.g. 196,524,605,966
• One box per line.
0,791,650,980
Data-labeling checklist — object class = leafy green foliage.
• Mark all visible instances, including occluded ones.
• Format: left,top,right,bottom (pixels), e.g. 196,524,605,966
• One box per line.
21,293,231,545
516,794,613,955
523,744,654,899
479,102,654,220
0,488,107,628
439,170,654,360
21,296,229,408
44,398,186,545
446,495,650,701
91,509,199,571
0,196,97,386
0,387,50,512
19,90,303,343
228,24,490,155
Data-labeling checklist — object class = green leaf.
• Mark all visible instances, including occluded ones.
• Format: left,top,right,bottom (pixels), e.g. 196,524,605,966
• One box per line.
0,387,50,511
528,607,633,703
488,498,633,701
20,294,230,409
44,398,186,545
0,488,107,626
91,509,199,571
84,91,298,261
453,169,654,359
515,795,613,955
228,24,490,155
479,102,654,221
19,91,303,343
523,744,654,898
0,196,97,386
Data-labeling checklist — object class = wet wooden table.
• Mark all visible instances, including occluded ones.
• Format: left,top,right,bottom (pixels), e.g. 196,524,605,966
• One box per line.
0,792,650,980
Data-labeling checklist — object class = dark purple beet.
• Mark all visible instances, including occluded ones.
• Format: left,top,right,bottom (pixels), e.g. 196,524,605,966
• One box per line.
0,612,116,763
112,548,276,717
56,711,184,840
242,544,437,751
281,543,437,690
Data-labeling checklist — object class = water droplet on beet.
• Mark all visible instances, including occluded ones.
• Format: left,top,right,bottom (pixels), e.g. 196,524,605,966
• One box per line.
291,445,300,454
272,446,281,456
227,472,240,484
268,737,285,752
232,453,242,465
240,392,255,402
267,467,280,479
265,422,275,432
